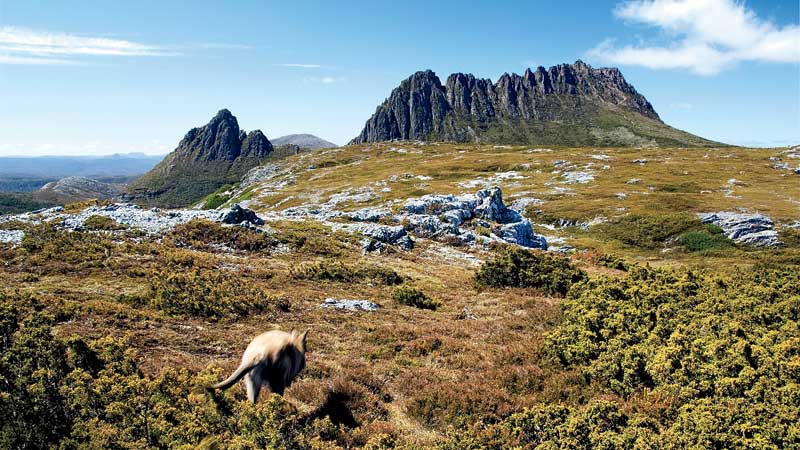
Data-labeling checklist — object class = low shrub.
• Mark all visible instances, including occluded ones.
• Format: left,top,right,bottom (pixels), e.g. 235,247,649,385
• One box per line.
678,229,733,253
291,260,403,285
83,215,127,231
593,213,701,249
273,220,349,256
165,219,274,252
139,269,286,319
474,247,587,296
201,184,233,210
0,292,314,449
392,286,438,310
20,222,118,271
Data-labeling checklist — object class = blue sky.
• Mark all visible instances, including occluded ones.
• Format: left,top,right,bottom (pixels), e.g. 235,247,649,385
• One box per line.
0,0,797,155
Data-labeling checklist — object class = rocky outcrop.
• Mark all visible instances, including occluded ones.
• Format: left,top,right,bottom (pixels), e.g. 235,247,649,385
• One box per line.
396,187,547,249
220,204,264,225
126,109,274,208
351,61,719,147
699,212,781,247
0,202,265,242
321,298,380,312
35,176,120,203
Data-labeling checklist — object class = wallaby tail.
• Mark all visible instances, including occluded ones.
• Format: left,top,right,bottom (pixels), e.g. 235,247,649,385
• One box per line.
209,363,256,390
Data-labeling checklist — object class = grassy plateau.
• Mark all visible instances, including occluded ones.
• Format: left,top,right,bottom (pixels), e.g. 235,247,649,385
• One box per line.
1,142,798,449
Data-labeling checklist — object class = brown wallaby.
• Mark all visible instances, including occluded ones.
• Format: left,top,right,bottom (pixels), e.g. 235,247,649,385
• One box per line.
209,329,308,403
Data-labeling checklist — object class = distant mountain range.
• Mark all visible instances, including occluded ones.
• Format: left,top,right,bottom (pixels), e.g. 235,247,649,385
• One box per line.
0,153,164,193
352,60,720,147
0,153,164,179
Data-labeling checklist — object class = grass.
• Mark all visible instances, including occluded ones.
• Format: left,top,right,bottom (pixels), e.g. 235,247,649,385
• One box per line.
1,141,798,448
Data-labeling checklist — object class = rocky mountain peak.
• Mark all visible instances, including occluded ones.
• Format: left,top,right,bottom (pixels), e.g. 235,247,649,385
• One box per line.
350,61,704,146
126,109,275,207
181,109,243,161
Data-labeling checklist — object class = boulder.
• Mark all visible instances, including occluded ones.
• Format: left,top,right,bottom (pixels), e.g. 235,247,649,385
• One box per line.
494,220,548,249
321,298,380,311
219,204,264,225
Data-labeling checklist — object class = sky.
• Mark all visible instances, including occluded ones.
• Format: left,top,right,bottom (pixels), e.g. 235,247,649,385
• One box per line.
0,0,798,156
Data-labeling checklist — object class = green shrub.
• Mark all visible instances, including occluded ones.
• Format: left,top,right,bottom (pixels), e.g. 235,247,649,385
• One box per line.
0,291,314,449
141,269,286,319
20,222,118,270
596,252,628,271
593,213,701,249
392,286,438,310
83,214,127,231
678,230,733,253
544,265,800,446
201,184,234,209
474,247,587,296
274,220,349,256
165,219,275,252
291,260,403,285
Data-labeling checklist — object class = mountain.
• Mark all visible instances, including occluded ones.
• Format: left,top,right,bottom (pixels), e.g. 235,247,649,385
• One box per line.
126,109,274,208
271,134,337,150
34,176,121,204
351,60,720,147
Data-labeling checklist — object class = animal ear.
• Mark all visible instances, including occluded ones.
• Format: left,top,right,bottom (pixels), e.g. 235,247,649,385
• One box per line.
299,330,309,350
290,328,297,337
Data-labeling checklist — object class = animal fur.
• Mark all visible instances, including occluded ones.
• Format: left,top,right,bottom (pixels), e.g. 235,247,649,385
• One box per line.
209,329,308,403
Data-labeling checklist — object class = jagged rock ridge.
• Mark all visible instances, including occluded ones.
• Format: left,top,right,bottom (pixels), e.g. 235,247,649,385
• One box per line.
126,109,274,208
352,61,719,147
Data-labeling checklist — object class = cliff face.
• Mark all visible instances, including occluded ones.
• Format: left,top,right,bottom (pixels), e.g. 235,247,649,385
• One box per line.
352,61,717,147
126,110,274,207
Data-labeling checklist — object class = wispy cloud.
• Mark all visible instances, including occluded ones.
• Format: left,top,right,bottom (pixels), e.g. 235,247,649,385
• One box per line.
0,54,82,66
587,0,800,75
276,63,323,68
0,26,173,65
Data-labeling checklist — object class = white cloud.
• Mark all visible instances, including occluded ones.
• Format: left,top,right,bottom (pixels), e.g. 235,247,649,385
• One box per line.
588,0,800,75
0,54,79,65
276,63,323,68
0,26,172,65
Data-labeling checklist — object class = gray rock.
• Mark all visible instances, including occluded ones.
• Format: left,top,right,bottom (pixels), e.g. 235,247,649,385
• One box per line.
699,212,781,247
403,214,458,237
347,207,392,222
321,298,380,311
509,197,544,215
494,220,547,249
219,204,264,225
474,187,521,223
0,230,24,245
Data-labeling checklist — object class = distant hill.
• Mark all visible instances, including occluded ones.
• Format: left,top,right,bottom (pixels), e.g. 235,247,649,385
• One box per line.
0,153,163,193
125,109,275,208
271,134,337,150
34,176,121,204
352,60,721,147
